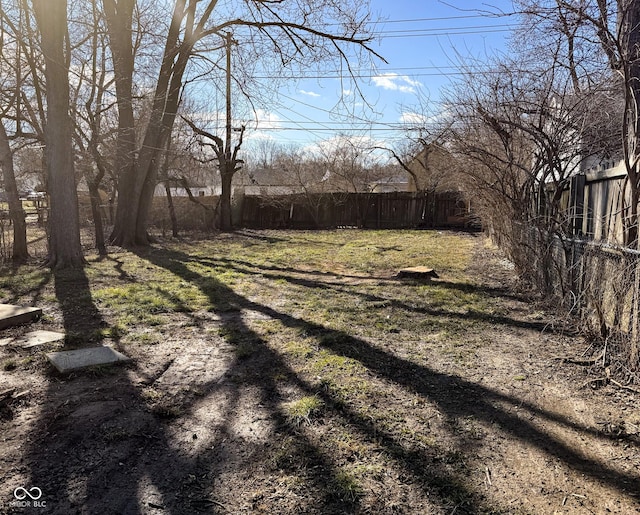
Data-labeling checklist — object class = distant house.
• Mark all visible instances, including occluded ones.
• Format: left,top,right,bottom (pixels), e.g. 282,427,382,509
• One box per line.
240,167,305,196
369,176,411,193
153,181,217,197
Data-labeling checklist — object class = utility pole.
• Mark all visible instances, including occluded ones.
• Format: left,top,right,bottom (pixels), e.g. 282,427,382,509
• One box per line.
181,31,243,232
219,30,242,231
225,31,232,165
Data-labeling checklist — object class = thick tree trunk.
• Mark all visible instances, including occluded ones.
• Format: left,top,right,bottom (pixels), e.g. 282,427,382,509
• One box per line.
620,1,640,249
219,170,234,231
33,0,83,268
0,123,28,262
105,0,193,247
102,0,139,247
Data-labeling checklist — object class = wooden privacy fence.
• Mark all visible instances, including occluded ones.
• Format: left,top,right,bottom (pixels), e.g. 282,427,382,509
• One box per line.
560,162,632,245
39,190,472,235
236,191,472,230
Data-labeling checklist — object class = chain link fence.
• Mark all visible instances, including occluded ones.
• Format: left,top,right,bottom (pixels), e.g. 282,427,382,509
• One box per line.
513,223,640,382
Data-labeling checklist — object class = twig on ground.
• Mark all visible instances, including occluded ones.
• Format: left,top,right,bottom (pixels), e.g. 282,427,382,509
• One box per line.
610,378,640,394
560,354,602,366
580,342,594,357
484,466,492,488
0,388,16,402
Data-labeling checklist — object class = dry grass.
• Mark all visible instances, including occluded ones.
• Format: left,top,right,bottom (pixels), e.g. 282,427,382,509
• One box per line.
1,229,638,514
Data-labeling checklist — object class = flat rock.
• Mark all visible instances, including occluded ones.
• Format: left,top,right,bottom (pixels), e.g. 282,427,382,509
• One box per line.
0,304,42,330
397,266,439,279
0,330,65,349
46,346,131,374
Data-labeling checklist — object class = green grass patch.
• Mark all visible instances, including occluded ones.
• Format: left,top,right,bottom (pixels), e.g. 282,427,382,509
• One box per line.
332,469,364,502
283,395,324,426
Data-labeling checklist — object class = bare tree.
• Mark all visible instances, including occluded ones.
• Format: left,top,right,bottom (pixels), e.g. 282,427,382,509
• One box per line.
102,0,380,246
315,135,383,227
515,0,640,246
181,116,245,231
70,0,118,255
33,0,84,268
0,123,28,261
273,145,337,227
0,0,45,262
440,49,613,293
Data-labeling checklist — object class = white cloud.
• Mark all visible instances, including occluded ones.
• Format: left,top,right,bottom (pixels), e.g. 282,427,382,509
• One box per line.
343,89,353,96
243,109,283,141
399,111,428,125
299,89,321,98
251,109,283,130
372,73,422,94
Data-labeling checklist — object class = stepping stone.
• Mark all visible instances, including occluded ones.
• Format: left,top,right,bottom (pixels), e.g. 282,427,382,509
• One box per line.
0,304,42,330
0,330,65,349
397,266,439,279
46,346,131,374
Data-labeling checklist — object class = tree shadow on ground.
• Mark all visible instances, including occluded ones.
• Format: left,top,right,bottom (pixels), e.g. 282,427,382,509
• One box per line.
20,245,640,514
138,246,485,513
140,246,640,511
22,261,372,514
179,254,560,335
24,266,209,514
0,265,51,307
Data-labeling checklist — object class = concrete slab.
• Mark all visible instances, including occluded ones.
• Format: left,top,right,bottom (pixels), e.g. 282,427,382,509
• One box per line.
397,266,439,279
0,304,42,330
0,330,65,349
46,346,131,374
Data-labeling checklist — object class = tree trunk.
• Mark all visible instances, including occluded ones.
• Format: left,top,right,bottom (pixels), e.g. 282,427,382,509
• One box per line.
164,183,179,237
102,0,139,247
0,123,28,262
620,1,640,249
628,182,640,247
105,0,191,247
85,152,109,255
219,169,233,231
33,0,83,268
88,180,107,255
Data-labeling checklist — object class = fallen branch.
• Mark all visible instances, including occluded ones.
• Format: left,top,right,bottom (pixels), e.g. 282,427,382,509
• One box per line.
610,378,640,394
560,354,602,366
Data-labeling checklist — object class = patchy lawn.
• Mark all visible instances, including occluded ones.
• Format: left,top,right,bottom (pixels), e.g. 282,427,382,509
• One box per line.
0,229,638,514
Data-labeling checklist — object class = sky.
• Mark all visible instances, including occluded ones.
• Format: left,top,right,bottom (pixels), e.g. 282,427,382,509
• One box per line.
240,0,519,154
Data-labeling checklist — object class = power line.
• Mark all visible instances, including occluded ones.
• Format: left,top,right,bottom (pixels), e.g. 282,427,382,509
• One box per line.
371,23,515,35
374,27,513,38
245,126,411,132
309,12,519,27
376,13,518,24
275,91,387,124
250,69,504,80
234,25,513,44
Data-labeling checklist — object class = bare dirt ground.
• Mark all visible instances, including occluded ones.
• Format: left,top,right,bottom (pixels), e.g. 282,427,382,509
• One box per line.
0,230,639,514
